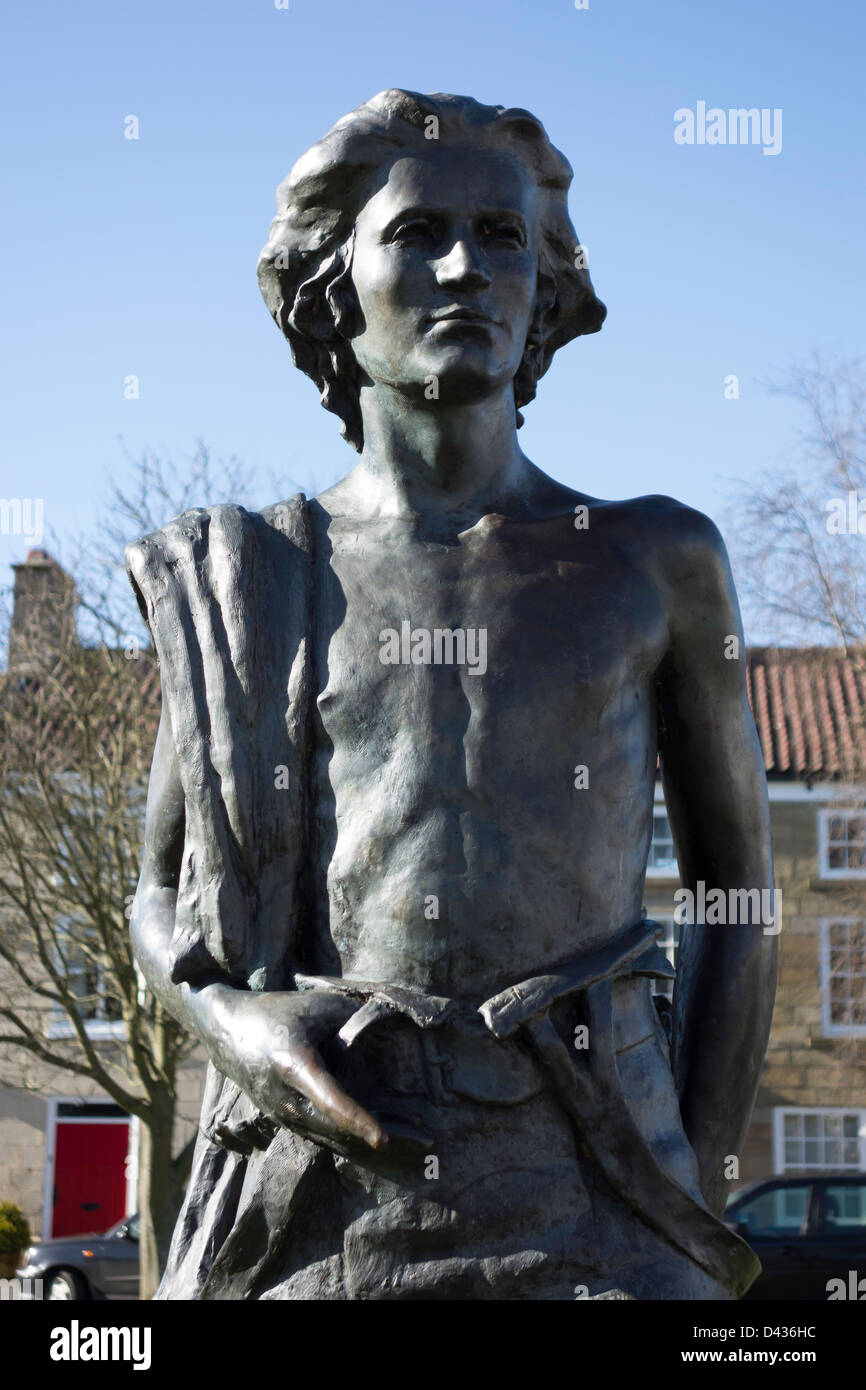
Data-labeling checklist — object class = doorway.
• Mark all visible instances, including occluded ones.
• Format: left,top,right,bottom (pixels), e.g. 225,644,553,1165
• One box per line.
44,1099,131,1238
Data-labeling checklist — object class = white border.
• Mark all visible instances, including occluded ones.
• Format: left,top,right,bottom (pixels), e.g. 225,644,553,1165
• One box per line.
767,782,866,803
45,1020,126,1041
126,1116,139,1218
772,1105,866,1176
654,781,866,805
820,918,866,1038
817,807,866,880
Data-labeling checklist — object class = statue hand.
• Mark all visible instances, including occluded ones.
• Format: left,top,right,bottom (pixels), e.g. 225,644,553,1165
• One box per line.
209,988,387,1152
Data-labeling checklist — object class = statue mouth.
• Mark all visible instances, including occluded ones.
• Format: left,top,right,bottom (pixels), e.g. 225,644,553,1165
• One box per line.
429,307,498,327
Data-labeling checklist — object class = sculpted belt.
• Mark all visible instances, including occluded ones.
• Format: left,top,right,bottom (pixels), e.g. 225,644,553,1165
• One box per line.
296,914,760,1299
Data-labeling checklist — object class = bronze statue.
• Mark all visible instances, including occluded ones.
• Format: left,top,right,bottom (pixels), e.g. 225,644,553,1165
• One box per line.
127,89,776,1300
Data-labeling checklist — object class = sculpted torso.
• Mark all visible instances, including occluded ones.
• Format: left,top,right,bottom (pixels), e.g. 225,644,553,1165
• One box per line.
310,474,669,999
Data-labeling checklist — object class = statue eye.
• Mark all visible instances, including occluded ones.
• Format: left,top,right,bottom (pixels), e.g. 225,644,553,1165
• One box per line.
391,218,439,245
480,220,525,247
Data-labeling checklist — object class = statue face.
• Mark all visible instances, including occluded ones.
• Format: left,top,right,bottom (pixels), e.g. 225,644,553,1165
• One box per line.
348,144,539,407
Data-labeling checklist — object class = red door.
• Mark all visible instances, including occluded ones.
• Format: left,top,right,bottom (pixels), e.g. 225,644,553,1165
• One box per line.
52,1122,130,1237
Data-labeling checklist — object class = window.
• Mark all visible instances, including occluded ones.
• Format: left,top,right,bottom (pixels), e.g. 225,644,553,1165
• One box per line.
652,917,680,999
729,1182,811,1236
646,808,678,878
773,1108,866,1174
818,808,866,878
820,1182,866,1233
47,923,125,1040
821,919,866,1037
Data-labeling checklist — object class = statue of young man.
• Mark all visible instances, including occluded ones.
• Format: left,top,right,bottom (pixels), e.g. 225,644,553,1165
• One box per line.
128,89,776,1301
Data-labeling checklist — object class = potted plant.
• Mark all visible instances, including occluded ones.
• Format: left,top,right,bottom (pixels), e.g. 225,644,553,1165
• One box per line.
0,1202,30,1278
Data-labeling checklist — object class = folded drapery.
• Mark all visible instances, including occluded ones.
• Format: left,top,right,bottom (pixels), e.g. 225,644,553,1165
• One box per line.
126,495,313,992
294,916,759,1299
127,497,319,1297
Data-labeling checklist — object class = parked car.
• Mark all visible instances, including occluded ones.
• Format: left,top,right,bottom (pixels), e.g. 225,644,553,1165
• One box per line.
725,1175,866,1300
16,1213,139,1300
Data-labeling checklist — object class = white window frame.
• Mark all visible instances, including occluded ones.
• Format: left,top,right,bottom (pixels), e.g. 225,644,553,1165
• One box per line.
820,918,866,1038
645,804,679,879
46,922,126,1041
772,1106,866,1176
47,1016,126,1041
817,807,866,879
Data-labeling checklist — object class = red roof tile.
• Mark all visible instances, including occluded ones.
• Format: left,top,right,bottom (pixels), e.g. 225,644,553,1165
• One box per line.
746,648,866,781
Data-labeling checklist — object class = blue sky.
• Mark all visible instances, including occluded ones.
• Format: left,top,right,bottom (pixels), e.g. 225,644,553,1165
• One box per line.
2,0,864,615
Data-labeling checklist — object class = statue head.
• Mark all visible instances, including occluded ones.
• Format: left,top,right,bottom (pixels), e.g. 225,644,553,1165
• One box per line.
257,89,605,451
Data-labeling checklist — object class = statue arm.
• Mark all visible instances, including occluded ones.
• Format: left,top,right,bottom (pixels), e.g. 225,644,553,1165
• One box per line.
129,705,229,1040
130,708,386,1151
655,505,777,1217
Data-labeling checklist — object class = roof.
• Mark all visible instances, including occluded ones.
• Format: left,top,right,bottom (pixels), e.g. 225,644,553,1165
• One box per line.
746,647,866,782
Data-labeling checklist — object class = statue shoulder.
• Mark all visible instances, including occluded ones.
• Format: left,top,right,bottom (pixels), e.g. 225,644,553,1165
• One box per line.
634,495,731,597
595,493,729,578
623,496,740,650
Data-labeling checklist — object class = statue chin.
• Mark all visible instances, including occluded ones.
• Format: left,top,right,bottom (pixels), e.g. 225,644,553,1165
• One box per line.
371,362,519,409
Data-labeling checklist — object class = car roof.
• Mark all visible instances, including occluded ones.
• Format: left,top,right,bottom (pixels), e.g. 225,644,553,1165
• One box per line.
727,1173,865,1207
32,1212,139,1248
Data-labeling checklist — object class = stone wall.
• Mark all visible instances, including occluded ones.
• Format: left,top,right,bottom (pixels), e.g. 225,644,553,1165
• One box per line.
753,800,866,1172
0,1090,46,1238
0,1052,206,1240
646,794,866,1190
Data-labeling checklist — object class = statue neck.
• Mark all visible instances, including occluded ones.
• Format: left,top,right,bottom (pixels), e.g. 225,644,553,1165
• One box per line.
355,380,530,523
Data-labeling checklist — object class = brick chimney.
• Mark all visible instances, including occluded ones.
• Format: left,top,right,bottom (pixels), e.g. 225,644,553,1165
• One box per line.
8,549,78,677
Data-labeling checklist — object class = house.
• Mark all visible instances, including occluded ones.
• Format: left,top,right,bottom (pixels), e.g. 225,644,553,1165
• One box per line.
645,646,866,1192
1,554,864,1247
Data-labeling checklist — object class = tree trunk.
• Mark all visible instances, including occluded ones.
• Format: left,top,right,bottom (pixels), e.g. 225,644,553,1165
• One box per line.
136,1089,179,1300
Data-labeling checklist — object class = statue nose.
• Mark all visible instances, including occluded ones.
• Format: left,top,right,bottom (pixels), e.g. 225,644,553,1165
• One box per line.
435,240,492,291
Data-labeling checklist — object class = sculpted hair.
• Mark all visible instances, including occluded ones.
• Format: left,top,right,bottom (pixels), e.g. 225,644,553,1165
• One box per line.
257,88,606,451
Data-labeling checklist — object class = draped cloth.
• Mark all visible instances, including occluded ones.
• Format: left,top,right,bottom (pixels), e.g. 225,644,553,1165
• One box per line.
126,496,322,1297
126,495,759,1300
126,495,312,993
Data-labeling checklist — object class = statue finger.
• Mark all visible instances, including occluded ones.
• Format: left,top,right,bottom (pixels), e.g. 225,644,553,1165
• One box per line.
276,1048,386,1150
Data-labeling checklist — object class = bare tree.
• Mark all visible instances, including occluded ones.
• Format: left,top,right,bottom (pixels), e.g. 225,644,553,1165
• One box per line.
0,444,256,1298
725,354,866,649
725,356,866,1072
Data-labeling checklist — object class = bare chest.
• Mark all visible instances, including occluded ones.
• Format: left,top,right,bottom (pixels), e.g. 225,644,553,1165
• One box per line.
312,516,668,766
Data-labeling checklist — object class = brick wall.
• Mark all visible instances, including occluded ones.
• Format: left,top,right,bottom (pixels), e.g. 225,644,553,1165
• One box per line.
751,800,866,1177
646,793,866,1190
